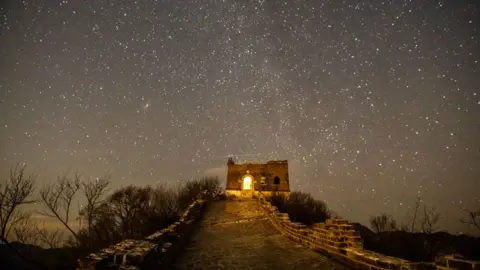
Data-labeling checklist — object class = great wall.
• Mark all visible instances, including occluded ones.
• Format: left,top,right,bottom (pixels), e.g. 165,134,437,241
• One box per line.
77,192,480,270
76,159,480,270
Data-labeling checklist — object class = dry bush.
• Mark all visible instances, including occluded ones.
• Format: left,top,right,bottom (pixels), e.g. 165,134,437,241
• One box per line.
177,176,221,209
269,191,331,225
370,213,398,233
461,208,480,234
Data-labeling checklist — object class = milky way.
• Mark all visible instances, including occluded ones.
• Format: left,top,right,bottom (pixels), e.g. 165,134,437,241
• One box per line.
1,0,479,234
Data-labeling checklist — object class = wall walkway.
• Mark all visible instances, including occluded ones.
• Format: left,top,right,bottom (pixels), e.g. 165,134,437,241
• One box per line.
77,195,480,270
173,199,350,270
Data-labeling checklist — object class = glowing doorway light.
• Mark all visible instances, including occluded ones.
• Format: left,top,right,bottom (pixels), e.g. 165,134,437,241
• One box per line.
243,175,252,190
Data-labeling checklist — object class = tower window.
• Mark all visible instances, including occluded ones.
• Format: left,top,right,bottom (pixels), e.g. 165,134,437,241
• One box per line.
274,176,280,185
243,175,253,190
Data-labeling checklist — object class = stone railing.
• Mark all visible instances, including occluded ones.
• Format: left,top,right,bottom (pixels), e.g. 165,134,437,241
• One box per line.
256,194,480,270
435,255,480,270
77,199,207,270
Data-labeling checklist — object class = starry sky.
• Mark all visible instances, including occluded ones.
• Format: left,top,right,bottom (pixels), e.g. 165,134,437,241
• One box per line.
1,0,479,235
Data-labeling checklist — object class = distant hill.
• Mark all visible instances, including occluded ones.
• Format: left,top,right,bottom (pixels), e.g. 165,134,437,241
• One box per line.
354,225,480,262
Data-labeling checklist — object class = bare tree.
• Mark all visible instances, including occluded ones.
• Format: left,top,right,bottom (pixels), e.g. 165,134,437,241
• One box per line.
420,205,441,234
152,184,179,219
82,201,119,246
460,208,480,233
78,176,110,246
39,172,81,241
108,185,151,238
0,164,36,240
410,196,421,232
0,164,50,270
370,213,397,233
405,197,441,234
12,212,39,245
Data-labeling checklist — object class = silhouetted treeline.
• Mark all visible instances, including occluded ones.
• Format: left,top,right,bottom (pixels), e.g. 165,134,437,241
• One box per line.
361,229,480,262
0,164,222,270
267,191,480,262
268,191,332,225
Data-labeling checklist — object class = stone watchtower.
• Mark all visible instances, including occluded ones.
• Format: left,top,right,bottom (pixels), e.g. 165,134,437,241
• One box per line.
225,157,290,197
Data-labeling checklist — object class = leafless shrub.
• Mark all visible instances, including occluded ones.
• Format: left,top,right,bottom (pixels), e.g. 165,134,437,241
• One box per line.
269,191,331,225
177,176,221,209
460,208,480,233
403,197,441,234
151,184,179,220
420,205,441,234
370,213,398,233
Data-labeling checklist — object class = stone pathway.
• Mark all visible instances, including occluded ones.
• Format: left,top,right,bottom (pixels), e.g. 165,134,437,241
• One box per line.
173,199,351,270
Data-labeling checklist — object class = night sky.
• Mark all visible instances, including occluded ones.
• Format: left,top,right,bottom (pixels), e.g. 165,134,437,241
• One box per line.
1,0,479,234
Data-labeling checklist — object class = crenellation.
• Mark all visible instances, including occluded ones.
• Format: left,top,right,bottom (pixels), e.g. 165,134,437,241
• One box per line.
77,189,480,270
255,192,480,270
77,199,206,270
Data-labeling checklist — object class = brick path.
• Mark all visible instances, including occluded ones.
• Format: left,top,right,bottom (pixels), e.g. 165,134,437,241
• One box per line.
173,199,351,270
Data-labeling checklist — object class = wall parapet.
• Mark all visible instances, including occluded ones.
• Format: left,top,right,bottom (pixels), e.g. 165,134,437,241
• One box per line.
77,199,207,270
255,193,480,270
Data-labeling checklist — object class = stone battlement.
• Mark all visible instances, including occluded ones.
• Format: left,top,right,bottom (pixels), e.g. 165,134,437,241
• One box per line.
77,194,480,270
76,199,207,270
255,192,480,270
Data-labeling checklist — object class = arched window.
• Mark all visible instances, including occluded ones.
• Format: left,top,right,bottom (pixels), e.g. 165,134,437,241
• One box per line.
243,175,253,190
274,176,280,185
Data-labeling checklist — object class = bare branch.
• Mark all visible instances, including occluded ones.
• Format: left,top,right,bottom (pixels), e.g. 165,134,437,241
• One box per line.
81,176,110,232
410,196,421,232
370,213,397,233
39,172,81,241
420,205,441,234
0,164,48,270
34,221,64,248
460,208,480,232
0,164,36,239
12,212,38,245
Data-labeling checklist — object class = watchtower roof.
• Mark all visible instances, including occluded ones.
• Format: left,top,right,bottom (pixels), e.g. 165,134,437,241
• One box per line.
231,159,288,165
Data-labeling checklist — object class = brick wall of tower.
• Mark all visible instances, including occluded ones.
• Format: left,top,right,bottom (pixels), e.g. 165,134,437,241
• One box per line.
226,160,290,192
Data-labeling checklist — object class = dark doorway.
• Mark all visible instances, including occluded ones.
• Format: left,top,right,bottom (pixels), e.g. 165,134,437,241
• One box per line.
274,176,280,185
